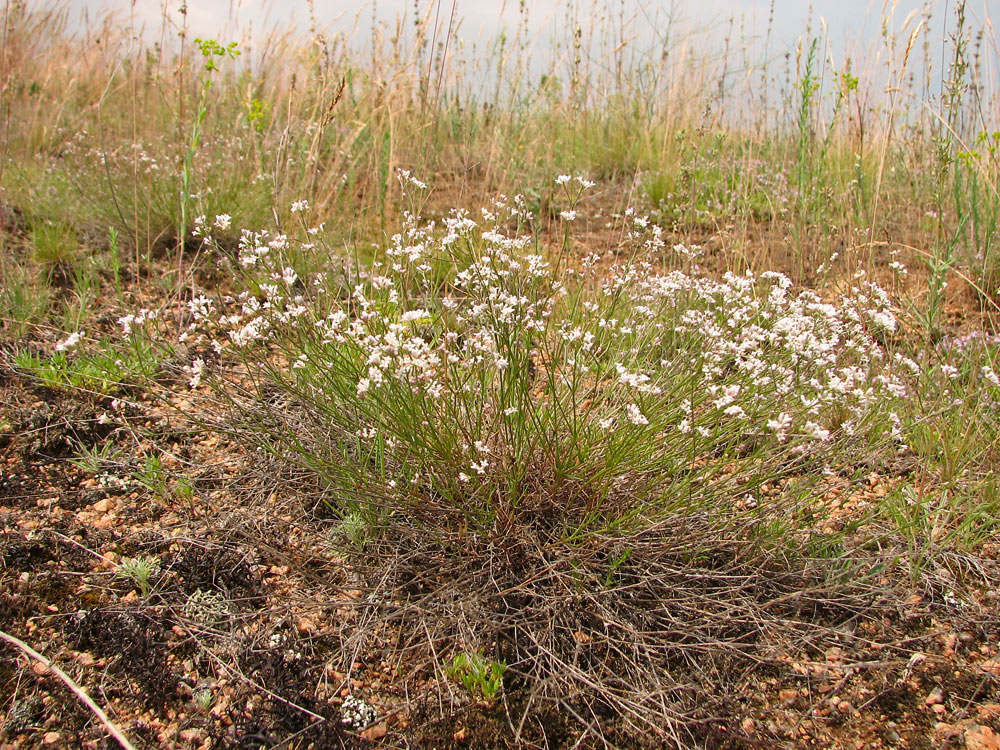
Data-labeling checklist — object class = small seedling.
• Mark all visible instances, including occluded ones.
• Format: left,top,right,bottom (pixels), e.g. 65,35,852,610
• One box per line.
446,651,506,702
116,555,158,597
335,510,370,548
183,588,231,625
174,476,195,502
135,454,168,499
193,688,214,712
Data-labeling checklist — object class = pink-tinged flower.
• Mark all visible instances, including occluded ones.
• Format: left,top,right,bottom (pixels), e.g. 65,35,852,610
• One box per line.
766,412,792,442
356,378,371,397
626,404,648,426
803,421,830,441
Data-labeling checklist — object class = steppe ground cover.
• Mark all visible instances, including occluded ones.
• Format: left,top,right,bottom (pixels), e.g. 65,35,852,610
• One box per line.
1,1,999,748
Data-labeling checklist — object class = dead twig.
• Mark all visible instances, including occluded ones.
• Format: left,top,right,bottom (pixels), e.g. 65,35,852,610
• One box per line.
0,628,137,750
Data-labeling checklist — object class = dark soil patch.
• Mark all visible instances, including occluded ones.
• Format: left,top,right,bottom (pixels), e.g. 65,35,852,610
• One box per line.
69,608,181,710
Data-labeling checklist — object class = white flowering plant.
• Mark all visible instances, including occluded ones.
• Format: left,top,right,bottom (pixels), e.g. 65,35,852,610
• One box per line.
136,183,919,540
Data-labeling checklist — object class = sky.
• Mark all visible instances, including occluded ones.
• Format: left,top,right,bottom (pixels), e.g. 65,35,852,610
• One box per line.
61,0,987,47
60,0,995,92
59,0,988,35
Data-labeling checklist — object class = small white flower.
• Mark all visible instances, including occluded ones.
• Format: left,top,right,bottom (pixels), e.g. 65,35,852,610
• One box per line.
713,384,740,409
213,213,232,230
396,169,427,190
185,357,205,388
401,309,430,324
188,295,214,320
672,243,703,259
803,421,830,441
626,404,648,426
889,412,905,442
555,174,571,186
888,261,908,276
290,200,309,214
766,412,792,442
55,332,82,352
560,210,578,222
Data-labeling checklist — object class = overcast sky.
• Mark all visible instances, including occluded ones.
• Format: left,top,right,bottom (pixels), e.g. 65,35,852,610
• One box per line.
61,0,994,85
61,1,989,42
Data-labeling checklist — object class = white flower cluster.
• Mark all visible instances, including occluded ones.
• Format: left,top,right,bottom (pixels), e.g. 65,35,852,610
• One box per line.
555,174,595,189
161,182,916,498
55,331,82,352
397,168,427,191
118,308,159,335
184,357,205,389
618,263,908,443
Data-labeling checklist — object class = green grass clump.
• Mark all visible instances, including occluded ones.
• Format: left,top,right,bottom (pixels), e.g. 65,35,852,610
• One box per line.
14,337,159,395
0,0,994,592
1,266,52,338
29,220,78,273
